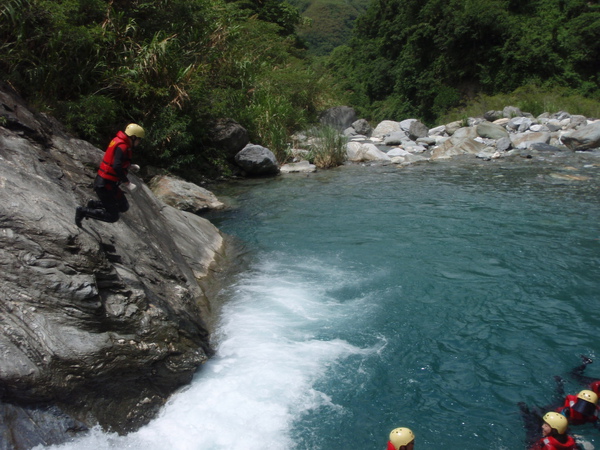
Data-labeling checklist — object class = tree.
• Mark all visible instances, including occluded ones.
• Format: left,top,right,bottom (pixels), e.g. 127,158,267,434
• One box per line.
327,0,600,124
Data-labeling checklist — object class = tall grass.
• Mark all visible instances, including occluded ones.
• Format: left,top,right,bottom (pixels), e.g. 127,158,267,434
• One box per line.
439,84,600,125
305,125,347,168
239,89,306,163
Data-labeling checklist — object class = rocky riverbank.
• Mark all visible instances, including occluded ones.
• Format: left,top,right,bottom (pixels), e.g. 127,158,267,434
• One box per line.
279,106,600,177
0,86,235,448
345,106,600,164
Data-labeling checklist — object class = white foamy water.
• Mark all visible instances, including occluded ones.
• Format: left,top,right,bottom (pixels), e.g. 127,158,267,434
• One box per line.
40,257,379,450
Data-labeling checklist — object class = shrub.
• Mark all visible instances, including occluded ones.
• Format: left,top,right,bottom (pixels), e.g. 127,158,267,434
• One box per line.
60,95,121,146
306,125,347,168
438,84,600,124
240,89,298,163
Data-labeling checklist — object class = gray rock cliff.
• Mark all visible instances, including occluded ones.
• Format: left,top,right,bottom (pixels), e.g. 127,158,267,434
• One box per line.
0,85,230,448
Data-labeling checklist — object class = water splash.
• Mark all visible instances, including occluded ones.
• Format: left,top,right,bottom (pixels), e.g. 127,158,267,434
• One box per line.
40,256,380,450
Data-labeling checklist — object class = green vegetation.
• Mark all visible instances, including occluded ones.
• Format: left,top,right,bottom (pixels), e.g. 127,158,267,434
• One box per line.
1,0,599,179
440,85,600,124
327,0,600,126
305,125,348,168
288,0,370,56
0,0,341,176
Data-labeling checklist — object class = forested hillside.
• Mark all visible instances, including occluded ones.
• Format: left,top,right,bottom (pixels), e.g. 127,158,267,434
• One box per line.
288,0,369,55
328,0,600,124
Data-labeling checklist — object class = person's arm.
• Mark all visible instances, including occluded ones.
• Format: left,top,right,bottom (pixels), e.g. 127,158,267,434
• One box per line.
112,145,129,183
569,355,594,385
554,376,566,398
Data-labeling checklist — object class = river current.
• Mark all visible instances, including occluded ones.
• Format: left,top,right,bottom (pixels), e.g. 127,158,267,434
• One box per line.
43,161,600,449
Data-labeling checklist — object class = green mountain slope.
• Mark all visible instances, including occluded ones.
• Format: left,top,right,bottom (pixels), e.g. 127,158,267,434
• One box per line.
327,0,600,123
288,0,370,55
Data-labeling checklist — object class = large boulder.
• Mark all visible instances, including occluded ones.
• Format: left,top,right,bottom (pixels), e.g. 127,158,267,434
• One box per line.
510,131,552,149
351,119,372,136
408,120,429,140
372,120,402,138
561,121,600,151
343,126,358,137
399,118,417,132
0,403,88,448
361,144,392,162
346,142,391,162
483,110,503,122
507,117,533,132
207,118,249,158
234,144,279,176
0,85,229,448
319,106,357,131
346,141,363,161
444,120,463,136
149,174,225,213
384,131,409,146
428,125,447,136
566,115,588,129
496,137,512,152
452,126,479,140
476,121,509,140
431,134,486,160
503,106,524,118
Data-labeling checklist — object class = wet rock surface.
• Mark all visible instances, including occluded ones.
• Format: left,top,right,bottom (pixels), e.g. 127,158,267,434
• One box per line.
0,85,230,448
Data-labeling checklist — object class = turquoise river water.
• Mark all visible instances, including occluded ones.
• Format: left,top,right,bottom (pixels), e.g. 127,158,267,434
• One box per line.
43,161,600,449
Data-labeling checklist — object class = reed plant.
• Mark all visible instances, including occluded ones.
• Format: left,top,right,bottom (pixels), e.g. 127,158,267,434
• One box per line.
240,89,299,163
306,125,348,169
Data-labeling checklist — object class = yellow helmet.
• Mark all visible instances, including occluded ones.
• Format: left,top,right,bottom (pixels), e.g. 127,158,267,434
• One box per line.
389,427,415,449
543,412,568,434
577,390,599,405
124,123,145,139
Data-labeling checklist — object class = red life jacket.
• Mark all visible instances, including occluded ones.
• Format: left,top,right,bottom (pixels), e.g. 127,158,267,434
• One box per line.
531,434,576,449
557,394,599,425
98,131,132,182
590,381,600,396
